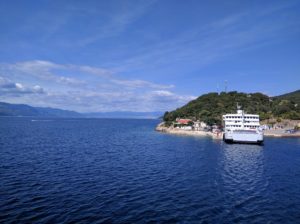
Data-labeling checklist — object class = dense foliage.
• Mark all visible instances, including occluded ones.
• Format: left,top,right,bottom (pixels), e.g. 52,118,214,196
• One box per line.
163,90,300,125
273,90,300,105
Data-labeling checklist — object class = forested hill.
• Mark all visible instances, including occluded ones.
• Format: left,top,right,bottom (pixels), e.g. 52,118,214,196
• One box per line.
163,90,300,125
272,90,300,105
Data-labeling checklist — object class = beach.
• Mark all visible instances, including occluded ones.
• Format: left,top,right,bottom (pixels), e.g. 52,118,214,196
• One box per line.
156,122,223,139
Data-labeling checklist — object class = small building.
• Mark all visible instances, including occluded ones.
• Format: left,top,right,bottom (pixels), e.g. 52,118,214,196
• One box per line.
176,118,192,125
174,118,193,130
193,120,207,131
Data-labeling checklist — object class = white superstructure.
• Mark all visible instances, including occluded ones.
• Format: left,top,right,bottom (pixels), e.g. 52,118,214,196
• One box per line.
222,106,264,144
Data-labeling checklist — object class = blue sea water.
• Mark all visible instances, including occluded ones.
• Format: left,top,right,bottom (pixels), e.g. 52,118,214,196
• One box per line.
1,117,300,223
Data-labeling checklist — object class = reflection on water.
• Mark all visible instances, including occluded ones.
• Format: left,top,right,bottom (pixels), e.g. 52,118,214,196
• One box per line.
217,144,270,221
221,144,264,190
1,118,300,223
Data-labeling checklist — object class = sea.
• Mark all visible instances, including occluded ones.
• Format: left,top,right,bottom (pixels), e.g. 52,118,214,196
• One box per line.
1,117,300,223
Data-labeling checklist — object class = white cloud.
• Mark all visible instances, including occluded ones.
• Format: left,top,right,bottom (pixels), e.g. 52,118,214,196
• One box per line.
0,77,45,96
71,1,158,46
33,85,44,93
152,90,174,97
0,60,174,90
114,2,300,73
111,79,174,89
15,83,23,90
77,65,113,77
0,61,193,112
57,76,86,85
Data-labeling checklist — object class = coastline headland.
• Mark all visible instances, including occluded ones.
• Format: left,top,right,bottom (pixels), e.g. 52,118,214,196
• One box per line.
263,129,300,137
155,122,223,139
156,122,300,139
160,90,300,139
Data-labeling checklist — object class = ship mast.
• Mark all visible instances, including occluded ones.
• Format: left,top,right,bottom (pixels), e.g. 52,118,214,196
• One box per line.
237,103,244,129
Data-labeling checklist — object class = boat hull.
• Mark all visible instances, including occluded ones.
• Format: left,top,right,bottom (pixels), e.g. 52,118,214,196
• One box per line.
223,131,264,144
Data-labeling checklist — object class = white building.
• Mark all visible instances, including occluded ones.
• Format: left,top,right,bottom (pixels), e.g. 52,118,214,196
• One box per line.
222,110,260,130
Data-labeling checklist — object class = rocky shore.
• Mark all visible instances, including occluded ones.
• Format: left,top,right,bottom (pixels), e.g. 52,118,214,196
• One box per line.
156,122,300,139
264,130,300,137
155,122,223,139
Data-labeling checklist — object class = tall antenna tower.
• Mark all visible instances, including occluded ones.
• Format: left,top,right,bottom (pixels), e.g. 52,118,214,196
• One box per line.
224,80,228,92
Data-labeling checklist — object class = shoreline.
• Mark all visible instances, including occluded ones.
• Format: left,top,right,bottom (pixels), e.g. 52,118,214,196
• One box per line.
156,122,300,139
155,123,223,139
263,130,300,138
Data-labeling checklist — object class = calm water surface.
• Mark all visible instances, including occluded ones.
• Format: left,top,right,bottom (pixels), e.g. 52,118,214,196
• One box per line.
1,117,300,223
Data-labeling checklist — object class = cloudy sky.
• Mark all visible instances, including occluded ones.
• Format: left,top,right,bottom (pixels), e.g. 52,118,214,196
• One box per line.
0,0,299,112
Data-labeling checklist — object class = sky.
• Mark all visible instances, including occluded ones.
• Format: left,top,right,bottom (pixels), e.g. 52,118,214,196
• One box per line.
0,0,299,112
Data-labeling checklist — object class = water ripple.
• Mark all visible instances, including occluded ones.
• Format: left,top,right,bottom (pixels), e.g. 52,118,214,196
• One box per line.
1,118,300,223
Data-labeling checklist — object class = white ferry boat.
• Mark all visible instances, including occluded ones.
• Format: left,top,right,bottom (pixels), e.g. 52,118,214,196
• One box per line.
222,106,264,144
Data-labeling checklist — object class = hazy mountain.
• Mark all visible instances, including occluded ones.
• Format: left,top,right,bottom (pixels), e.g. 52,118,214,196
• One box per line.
0,102,163,119
0,102,82,117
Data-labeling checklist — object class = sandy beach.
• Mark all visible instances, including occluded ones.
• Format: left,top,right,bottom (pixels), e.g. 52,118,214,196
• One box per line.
264,129,300,137
156,123,223,139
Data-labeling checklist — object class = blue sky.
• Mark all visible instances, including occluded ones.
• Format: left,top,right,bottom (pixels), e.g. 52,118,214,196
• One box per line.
0,0,299,112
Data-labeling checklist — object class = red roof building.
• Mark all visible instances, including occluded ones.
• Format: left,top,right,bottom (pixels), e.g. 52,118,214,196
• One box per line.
177,119,192,125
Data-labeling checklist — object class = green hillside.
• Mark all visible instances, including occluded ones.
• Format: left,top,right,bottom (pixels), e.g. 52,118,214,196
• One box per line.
272,90,300,105
163,90,300,125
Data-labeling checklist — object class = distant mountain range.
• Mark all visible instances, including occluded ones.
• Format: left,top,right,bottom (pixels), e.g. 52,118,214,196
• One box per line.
0,102,163,119
2,89,299,120
0,102,83,117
